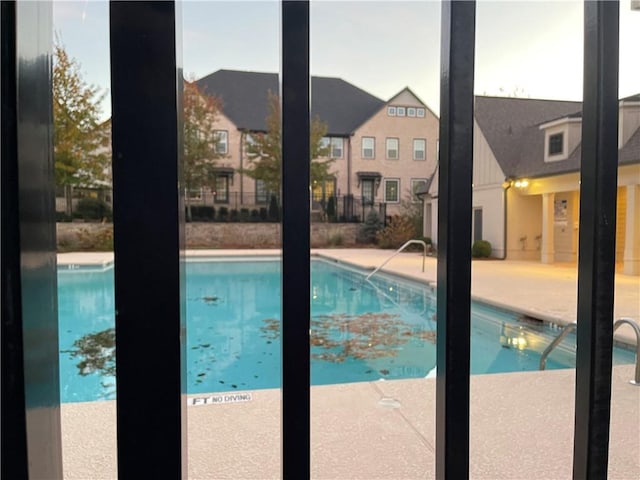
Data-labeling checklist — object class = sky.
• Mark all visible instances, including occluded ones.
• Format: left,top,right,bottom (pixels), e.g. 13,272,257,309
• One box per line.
53,0,640,121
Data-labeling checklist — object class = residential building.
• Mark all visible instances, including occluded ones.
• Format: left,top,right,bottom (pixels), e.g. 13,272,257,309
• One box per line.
425,94,640,275
195,69,439,219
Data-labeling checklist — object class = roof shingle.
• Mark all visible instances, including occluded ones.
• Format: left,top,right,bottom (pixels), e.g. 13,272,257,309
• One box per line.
196,69,384,135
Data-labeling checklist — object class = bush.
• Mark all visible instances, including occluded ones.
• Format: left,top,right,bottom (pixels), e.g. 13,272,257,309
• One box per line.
358,209,383,244
76,227,114,251
268,195,280,222
217,206,229,222
376,215,417,249
239,208,250,222
56,212,72,222
328,232,344,247
250,209,260,222
326,196,336,222
188,206,215,221
472,240,492,258
259,207,268,221
229,209,239,222
76,198,112,221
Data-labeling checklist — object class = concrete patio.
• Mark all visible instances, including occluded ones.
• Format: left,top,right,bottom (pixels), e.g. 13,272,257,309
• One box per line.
57,249,639,479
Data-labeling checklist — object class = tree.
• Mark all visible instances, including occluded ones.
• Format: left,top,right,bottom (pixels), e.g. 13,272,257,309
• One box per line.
243,91,334,196
182,80,224,220
53,40,110,216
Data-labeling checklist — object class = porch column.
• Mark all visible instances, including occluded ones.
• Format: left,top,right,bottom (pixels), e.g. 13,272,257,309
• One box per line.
541,192,555,263
623,184,640,275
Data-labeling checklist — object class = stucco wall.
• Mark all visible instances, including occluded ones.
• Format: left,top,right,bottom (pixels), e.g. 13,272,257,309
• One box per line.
472,186,505,258
506,189,542,260
56,222,359,249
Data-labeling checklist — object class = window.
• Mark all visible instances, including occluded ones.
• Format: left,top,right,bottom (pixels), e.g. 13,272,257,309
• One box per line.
413,139,426,160
407,107,416,117
416,108,426,117
387,106,396,116
321,137,343,158
330,138,343,158
386,138,399,159
548,133,563,155
411,178,427,202
255,179,268,204
396,106,406,117
384,179,400,203
214,176,229,203
362,137,375,159
361,179,374,205
214,130,228,154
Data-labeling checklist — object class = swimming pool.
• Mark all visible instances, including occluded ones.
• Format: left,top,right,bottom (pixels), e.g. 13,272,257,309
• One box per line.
57,257,635,403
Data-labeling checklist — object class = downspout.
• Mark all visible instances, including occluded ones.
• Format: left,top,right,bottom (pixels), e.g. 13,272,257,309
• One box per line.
347,134,352,196
500,179,511,260
239,130,244,204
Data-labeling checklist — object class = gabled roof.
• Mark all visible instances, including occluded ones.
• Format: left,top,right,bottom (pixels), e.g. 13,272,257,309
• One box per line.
475,96,582,178
196,69,384,136
476,95,640,179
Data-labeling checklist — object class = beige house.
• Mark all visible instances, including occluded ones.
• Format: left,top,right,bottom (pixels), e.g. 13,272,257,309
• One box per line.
426,94,640,275
196,70,439,219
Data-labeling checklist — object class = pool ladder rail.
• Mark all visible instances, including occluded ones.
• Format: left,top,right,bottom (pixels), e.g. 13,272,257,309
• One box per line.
539,317,640,386
365,239,428,281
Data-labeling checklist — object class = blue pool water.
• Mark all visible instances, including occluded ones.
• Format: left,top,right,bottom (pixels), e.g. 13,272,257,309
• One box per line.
57,258,635,403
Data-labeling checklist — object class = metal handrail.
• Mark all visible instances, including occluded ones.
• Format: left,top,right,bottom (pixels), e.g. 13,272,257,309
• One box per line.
365,239,427,281
539,318,640,386
613,318,640,386
539,322,577,371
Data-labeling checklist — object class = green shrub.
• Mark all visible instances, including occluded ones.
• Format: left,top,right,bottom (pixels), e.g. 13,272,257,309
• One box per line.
326,196,336,222
239,208,250,222
229,209,239,222
217,207,229,222
357,209,383,244
56,212,72,222
250,209,260,222
376,215,417,249
268,195,280,222
76,198,112,221
259,207,268,221
328,232,344,246
472,239,492,258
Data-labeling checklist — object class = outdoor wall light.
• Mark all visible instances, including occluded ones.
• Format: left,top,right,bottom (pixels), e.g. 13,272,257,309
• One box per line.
514,179,529,188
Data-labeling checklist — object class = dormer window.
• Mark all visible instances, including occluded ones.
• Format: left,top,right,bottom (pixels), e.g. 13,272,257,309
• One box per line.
548,133,564,155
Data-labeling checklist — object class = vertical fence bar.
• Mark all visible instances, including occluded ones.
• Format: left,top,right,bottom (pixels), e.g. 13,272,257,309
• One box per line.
1,2,29,477
110,2,187,477
1,2,64,478
573,1,619,478
281,1,311,477
436,1,476,478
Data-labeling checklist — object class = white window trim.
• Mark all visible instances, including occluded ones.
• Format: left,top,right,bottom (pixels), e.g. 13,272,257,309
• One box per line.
416,108,425,118
386,137,399,160
384,178,400,203
215,130,228,155
387,106,396,116
362,137,375,159
330,137,343,158
407,107,416,117
543,126,569,162
413,138,426,161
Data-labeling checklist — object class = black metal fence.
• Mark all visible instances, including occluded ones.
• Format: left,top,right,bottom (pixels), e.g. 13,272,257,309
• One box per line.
1,1,624,478
185,190,388,223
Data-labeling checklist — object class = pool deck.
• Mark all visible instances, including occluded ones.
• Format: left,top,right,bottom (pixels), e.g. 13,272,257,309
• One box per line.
58,249,640,479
